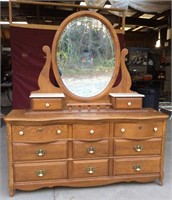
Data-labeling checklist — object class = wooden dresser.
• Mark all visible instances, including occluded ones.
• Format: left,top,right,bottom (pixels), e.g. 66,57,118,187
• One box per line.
4,10,168,196
5,108,167,196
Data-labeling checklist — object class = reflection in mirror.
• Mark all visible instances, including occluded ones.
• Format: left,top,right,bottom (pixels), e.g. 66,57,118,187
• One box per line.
57,16,115,97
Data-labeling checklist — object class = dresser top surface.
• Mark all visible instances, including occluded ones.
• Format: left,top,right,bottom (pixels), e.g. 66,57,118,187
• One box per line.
4,108,168,123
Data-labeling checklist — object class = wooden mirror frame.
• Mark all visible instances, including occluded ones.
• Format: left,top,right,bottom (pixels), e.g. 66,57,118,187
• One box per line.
51,10,121,102
31,10,133,110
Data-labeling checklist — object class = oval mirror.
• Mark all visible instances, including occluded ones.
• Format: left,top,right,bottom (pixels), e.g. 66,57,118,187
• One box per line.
52,11,120,101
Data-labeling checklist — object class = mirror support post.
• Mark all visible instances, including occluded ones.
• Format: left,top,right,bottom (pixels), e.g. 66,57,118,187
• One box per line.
31,45,62,95
110,48,132,93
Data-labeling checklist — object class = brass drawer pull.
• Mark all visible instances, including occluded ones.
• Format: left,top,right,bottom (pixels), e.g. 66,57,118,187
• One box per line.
45,103,50,107
134,145,143,152
127,101,132,106
133,164,142,172
18,131,24,136
87,167,96,174
120,128,125,133
89,129,95,134
87,146,96,154
36,170,46,177
153,127,158,132
56,129,62,134
36,149,46,157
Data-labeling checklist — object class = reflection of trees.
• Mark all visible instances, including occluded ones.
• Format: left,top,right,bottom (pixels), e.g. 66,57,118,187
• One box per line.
57,17,114,73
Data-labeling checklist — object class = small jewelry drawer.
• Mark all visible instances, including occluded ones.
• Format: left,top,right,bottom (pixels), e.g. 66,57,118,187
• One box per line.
113,157,161,175
12,125,68,142
72,159,109,178
114,122,163,138
73,123,109,139
111,97,142,109
13,141,68,161
14,161,67,182
31,98,63,111
114,138,162,156
73,140,109,158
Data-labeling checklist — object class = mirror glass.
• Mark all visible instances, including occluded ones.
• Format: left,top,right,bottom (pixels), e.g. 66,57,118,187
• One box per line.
57,16,115,97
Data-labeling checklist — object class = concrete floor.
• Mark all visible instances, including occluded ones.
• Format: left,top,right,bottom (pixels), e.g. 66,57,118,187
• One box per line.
0,107,172,200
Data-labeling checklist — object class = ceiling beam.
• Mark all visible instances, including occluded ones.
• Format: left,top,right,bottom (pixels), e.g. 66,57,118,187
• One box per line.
125,17,168,28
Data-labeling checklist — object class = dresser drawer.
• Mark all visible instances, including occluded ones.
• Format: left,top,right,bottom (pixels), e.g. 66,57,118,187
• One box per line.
31,98,63,111
73,140,109,158
72,159,108,178
113,157,161,175
73,124,109,139
13,141,68,161
12,125,68,142
14,161,67,182
115,122,163,138
112,98,142,109
114,138,162,156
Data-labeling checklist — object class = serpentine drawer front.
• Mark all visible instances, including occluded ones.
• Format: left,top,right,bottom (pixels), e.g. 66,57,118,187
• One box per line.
113,157,161,175
12,125,68,141
114,138,162,156
73,124,110,139
73,140,109,158
14,161,68,182
115,122,163,138
13,141,68,161
72,159,109,178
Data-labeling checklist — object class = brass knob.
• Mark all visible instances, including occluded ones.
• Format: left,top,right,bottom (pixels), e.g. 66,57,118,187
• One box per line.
127,101,132,106
87,146,96,154
36,149,46,157
56,129,62,134
18,131,24,136
120,128,125,133
153,127,158,132
38,127,42,132
134,145,143,152
36,170,46,177
87,167,96,174
133,164,142,172
45,103,50,107
89,129,95,134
